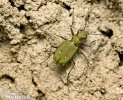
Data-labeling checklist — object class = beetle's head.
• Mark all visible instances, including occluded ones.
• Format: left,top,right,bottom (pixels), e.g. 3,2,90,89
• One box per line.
77,30,88,40
71,30,88,46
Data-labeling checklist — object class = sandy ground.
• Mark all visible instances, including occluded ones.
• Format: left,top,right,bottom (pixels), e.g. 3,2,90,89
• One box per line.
0,0,123,100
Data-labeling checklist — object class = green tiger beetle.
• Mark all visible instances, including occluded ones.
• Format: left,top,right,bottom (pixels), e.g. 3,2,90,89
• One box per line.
53,7,92,83
53,30,88,66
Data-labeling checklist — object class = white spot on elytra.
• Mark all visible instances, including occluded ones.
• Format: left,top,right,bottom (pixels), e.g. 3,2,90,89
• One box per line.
59,51,61,54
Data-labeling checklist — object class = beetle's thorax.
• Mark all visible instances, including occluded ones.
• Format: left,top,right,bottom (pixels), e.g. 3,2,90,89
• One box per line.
71,30,88,47
71,35,81,47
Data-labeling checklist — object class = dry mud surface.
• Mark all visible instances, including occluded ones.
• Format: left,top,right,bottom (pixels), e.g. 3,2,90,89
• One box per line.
0,0,123,100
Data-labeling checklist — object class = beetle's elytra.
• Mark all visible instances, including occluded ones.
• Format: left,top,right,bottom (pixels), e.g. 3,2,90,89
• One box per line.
53,30,88,66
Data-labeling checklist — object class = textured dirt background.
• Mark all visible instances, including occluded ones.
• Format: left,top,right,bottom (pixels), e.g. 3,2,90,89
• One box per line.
0,0,123,100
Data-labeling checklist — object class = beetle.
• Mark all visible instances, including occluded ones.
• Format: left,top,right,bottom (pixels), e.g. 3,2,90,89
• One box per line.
53,30,88,66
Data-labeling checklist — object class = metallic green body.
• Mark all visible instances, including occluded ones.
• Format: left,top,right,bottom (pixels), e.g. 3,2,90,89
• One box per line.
54,30,88,66
54,40,78,66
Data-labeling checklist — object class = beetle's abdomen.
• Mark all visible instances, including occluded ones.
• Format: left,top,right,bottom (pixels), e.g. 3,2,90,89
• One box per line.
54,40,78,66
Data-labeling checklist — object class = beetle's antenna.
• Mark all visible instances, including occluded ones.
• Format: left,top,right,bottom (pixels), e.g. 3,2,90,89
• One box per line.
70,7,75,36
83,10,88,31
82,7,90,31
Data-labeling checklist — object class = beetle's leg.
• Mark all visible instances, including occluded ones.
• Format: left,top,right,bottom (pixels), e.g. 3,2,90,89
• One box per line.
40,45,58,64
76,48,94,80
88,26,113,37
80,43,90,48
40,48,52,64
56,35,67,40
70,25,74,36
66,59,75,84
89,39,100,48
79,48,93,68
87,26,113,48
